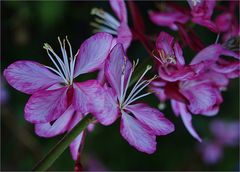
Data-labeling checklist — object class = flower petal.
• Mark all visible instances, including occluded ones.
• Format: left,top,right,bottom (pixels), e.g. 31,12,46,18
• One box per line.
180,81,219,114
35,105,75,137
117,23,132,50
191,44,224,65
3,60,62,94
91,86,119,125
126,103,175,136
24,87,69,123
178,102,202,142
156,32,174,55
109,0,127,23
120,112,156,154
74,33,113,77
70,132,84,160
74,80,119,125
173,42,185,65
149,11,188,31
68,111,85,160
105,43,132,97
158,65,198,82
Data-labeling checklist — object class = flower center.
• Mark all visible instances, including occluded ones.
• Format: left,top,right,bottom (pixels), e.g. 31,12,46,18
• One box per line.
152,49,176,66
118,58,157,110
43,37,78,85
90,8,120,35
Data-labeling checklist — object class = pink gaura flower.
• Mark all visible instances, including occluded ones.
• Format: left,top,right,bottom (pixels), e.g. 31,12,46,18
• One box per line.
149,3,189,31
152,31,205,82
91,0,132,50
188,0,218,32
214,1,240,42
3,32,113,160
93,43,175,154
151,32,239,141
149,0,218,32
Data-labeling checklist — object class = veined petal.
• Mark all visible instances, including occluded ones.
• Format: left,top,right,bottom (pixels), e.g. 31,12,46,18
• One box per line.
171,100,180,117
70,132,84,160
67,111,85,160
91,86,119,125
156,32,174,55
74,33,113,77
191,44,223,65
73,84,89,114
3,60,62,94
180,81,218,114
120,112,157,154
173,42,185,65
178,102,202,142
110,0,127,23
24,87,69,123
35,105,75,137
105,43,132,97
126,103,175,136
117,23,132,50
74,80,119,125
158,65,196,82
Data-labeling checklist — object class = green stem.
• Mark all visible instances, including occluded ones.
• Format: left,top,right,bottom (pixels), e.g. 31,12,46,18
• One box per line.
32,114,94,171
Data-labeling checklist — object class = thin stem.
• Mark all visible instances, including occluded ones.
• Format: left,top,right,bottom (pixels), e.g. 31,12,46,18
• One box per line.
32,114,95,171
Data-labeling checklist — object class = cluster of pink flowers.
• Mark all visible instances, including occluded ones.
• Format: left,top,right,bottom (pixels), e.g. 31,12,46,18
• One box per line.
3,0,239,161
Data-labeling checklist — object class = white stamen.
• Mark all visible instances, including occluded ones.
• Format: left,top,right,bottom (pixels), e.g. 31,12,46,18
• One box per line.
118,62,156,110
123,92,153,108
90,8,120,35
121,59,139,103
44,43,69,81
44,37,77,85
58,37,70,80
45,65,68,84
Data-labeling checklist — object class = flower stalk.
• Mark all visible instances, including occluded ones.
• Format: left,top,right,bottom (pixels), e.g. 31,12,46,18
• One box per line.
32,114,95,171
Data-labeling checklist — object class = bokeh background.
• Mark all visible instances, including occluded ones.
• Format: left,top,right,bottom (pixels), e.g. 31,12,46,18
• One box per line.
1,1,239,171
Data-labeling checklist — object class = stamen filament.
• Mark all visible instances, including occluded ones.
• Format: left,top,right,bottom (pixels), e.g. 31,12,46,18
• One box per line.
44,44,69,81
58,37,71,80
123,92,153,108
91,8,120,28
45,66,68,84
121,59,139,104
94,18,118,31
91,22,118,35
44,47,66,80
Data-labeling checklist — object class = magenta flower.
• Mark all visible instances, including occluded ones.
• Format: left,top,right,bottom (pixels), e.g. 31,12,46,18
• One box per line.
91,0,132,50
149,0,218,32
152,31,204,82
93,43,174,154
214,1,239,42
151,33,239,141
149,3,189,31
3,32,113,160
188,0,218,32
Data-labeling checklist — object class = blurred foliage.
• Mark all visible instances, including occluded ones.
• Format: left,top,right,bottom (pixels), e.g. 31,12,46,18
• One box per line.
1,1,239,171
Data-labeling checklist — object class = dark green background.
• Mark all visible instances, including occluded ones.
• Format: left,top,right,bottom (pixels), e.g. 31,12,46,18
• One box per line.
1,1,239,171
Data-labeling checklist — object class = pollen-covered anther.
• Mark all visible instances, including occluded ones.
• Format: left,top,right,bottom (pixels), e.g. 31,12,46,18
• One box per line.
152,49,176,65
